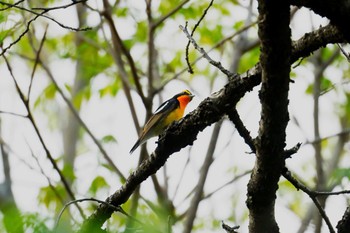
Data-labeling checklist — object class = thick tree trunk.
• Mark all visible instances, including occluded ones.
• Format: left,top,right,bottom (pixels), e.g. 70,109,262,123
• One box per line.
246,1,291,232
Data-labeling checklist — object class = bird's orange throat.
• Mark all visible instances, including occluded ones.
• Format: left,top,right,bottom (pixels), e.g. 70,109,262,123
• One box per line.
177,95,193,109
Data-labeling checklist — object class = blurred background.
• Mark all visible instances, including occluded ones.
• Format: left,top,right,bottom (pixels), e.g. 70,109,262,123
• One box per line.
0,0,349,232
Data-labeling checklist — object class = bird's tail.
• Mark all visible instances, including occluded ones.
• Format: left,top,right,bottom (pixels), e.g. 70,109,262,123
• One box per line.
129,139,141,154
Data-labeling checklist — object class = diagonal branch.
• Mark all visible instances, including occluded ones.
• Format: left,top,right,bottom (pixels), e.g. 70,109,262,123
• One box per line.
0,1,90,56
2,55,86,219
183,120,223,233
77,19,345,233
283,169,335,233
180,24,233,78
290,0,350,42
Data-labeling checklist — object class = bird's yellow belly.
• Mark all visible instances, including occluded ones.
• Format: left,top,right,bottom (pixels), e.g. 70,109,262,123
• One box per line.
163,107,184,126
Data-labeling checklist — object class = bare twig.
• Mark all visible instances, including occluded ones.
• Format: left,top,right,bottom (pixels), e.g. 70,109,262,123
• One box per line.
78,20,346,232
171,152,191,200
28,25,48,101
26,140,66,206
183,120,222,233
185,0,215,73
0,110,27,118
283,169,335,233
305,128,350,145
153,0,190,28
226,108,255,153
40,62,126,180
0,0,24,11
146,0,156,95
102,0,141,133
31,0,87,11
2,54,86,219
337,43,350,62
157,20,258,93
203,170,251,200
320,80,350,96
179,24,234,78
0,1,90,56
55,197,141,230
101,1,146,104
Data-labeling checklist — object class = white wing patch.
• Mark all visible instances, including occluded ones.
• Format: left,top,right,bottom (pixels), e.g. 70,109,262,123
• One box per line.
154,100,171,114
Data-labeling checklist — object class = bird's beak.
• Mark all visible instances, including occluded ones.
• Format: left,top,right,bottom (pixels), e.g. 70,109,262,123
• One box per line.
189,94,195,100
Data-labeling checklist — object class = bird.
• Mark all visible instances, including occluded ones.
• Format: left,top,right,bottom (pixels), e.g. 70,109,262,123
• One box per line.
130,90,194,154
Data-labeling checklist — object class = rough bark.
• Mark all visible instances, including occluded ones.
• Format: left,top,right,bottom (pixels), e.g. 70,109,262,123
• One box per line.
77,23,344,233
246,0,291,232
291,0,350,42
337,207,350,233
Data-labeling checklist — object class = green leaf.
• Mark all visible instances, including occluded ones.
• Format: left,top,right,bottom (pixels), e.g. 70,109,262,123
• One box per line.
22,213,51,233
101,135,117,144
233,20,244,31
305,83,313,95
89,176,110,196
44,83,57,99
199,24,223,45
33,83,57,108
62,163,76,182
330,168,350,185
238,47,260,73
320,76,332,91
38,184,65,212
98,79,121,97
134,21,148,42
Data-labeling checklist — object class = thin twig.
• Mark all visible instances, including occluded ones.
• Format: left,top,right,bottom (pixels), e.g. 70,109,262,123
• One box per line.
203,170,251,200
26,141,66,206
157,20,257,93
102,0,141,133
283,169,336,233
183,120,222,233
55,197,142,230
171,151,191,200
153,0,190,28
180,24,234,78
0,110,27,118
185,0,215,73
226,108,255,153
314,189,350,196
320,80,350,96
28,25,48,101
31,0,87,11
0,0,24,11
305,128,350,145
0,1,90,56
337,43,350,63
100,2,146,104
0,1,90,31
39,61,126,180
2,54,86,219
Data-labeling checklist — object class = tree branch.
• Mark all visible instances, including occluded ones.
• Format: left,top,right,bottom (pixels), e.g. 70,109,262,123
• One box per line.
183,120,223,233
77,18,345,233
290,0,350,42
246,0,291,232
180,24,233,78
337,207,350,233
2,55,86,220
282,169,335,233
